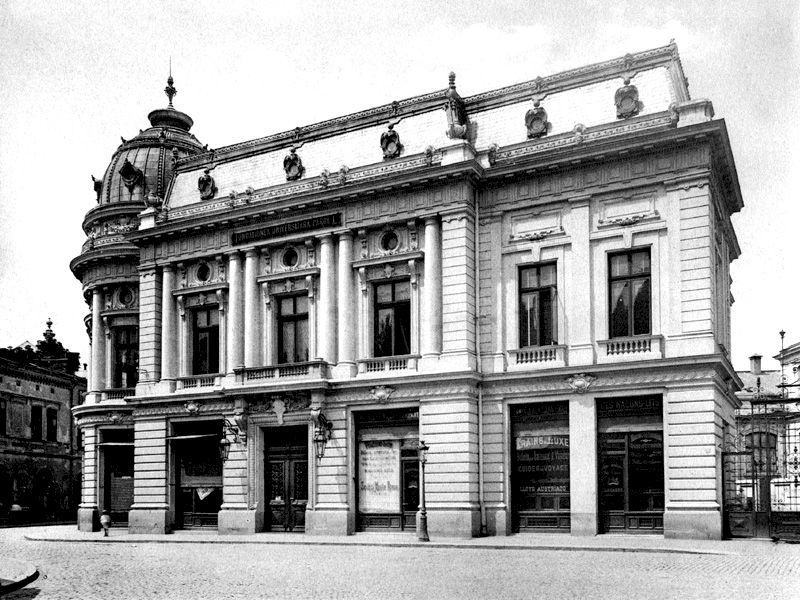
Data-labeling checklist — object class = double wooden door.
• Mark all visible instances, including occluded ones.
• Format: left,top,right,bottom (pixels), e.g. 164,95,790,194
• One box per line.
265,426,308,532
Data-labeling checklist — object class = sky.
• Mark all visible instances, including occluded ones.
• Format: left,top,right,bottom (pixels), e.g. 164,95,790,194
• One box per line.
0,0,798,374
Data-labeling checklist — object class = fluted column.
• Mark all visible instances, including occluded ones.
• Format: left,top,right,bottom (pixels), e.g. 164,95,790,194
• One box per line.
90,288,106,393
335,231,355,376
227,252,244,373
317,234,337,364
244,249,261,367
421,216,442,358
161,265,177,381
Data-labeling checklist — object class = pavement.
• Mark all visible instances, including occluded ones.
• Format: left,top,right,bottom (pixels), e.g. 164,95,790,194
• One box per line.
2,526,799,599
19,524,798,556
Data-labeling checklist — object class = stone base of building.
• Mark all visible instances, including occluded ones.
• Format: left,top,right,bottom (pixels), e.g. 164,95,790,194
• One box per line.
128,508,171,534
77,507,100,532
663,508,722,540
484,506,509,536
218,509,263,534
427,507,481,538
305,507,350,535
569,511,599,536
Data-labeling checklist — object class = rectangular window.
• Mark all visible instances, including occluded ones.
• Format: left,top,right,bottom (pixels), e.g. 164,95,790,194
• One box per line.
277,295,309,364
374,280,411,357
30,405,42,441
192,307,220,375
608,249,651,338
46,407,58,442
519,263,557,347
113,326,139,388
0,401,6,436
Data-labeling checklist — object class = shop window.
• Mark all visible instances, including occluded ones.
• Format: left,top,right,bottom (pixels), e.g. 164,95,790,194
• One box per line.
277,295,309,364
609,249,651,338
30,405,42,441
192,307,219,375
46,407,58,442
519,263,557,347
112,326,139,388
374,280,411,357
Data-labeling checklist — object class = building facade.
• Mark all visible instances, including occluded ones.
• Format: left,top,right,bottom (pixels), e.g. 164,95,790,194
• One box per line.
0,322,84,524
71,43,743,539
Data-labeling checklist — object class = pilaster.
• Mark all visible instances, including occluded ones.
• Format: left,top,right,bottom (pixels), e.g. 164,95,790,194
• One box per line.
160,265,176,386
317,234,337,364
421,216,442,369
90,288,106,394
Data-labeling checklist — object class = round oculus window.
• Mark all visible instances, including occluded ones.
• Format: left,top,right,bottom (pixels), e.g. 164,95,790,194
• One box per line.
380,231,399,252
282,248,299,268
118,286,135,307
196,263,211,282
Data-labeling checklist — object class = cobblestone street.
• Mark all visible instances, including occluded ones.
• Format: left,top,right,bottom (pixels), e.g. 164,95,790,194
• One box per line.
2,527,800,599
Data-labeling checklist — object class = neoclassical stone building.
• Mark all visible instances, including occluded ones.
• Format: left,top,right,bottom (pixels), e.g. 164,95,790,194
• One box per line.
71,43,743,539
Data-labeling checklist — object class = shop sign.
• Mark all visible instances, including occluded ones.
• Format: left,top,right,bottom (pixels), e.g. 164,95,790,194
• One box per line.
516,435,570,451
597,396,662,419
358,440,401,513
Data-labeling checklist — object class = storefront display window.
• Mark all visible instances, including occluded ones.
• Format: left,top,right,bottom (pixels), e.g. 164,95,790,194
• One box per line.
511,401,570,532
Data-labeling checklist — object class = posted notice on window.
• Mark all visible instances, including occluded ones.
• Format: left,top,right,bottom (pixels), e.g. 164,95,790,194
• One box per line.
358,440,400,513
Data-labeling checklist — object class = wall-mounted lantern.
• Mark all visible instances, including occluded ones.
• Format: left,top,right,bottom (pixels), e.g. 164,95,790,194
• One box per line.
219,411,247,462
310,407,333,459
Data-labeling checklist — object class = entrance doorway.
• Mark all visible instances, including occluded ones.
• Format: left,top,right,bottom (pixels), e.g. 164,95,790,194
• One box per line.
597,397,664,533
101,429,134,525
265,426,308,532
171,421,223,529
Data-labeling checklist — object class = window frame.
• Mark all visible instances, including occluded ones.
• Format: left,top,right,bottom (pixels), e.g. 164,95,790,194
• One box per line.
607,248,652,338
373,279,412,358
276,293,310,364
112,325,139,389
191,306,220,375
518,262,558,348
46,407,58,442
30,404,43,441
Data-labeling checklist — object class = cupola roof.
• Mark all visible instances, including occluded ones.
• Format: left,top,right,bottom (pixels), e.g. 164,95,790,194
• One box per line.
94,74,204,206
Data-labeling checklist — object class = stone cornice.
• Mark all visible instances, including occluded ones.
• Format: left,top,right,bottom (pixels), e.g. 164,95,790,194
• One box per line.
127,162,481,245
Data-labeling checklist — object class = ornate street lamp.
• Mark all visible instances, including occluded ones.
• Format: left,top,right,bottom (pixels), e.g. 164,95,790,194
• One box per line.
417,439,430,542
310,408,333,459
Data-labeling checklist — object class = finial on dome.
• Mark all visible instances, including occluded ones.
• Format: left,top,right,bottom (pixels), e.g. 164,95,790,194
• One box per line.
449,72,456,89
165,60,177,108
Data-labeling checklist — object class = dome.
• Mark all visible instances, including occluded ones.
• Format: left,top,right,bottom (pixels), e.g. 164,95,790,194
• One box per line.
96,75,205,206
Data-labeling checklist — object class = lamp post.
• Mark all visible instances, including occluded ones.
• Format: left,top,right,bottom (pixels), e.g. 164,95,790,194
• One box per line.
416,439,429,542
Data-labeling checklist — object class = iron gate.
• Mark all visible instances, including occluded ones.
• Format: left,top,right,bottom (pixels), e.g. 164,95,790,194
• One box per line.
723,397,800,539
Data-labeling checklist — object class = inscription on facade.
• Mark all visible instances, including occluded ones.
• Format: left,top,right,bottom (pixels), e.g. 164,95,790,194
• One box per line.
232,213,342,245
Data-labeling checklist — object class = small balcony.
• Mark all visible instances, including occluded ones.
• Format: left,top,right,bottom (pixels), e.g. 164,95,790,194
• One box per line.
596,335,664,363
101,388,136,401
176,374,223,390
507,345,568,370
357,354,419,375
234,361,328,384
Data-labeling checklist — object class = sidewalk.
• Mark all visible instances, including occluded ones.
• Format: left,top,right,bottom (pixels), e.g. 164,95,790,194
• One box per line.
21,524,800,557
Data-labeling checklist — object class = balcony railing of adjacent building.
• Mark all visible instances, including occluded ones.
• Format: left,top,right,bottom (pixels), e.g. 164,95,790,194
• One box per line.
357,355,420,375
507,345,568,370
596,334,665,363
176,374,223,390
234,361,328,384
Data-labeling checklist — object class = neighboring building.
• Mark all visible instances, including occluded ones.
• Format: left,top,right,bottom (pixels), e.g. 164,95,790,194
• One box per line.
0,321,84,524
71,43,744,539
729,351,800,538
